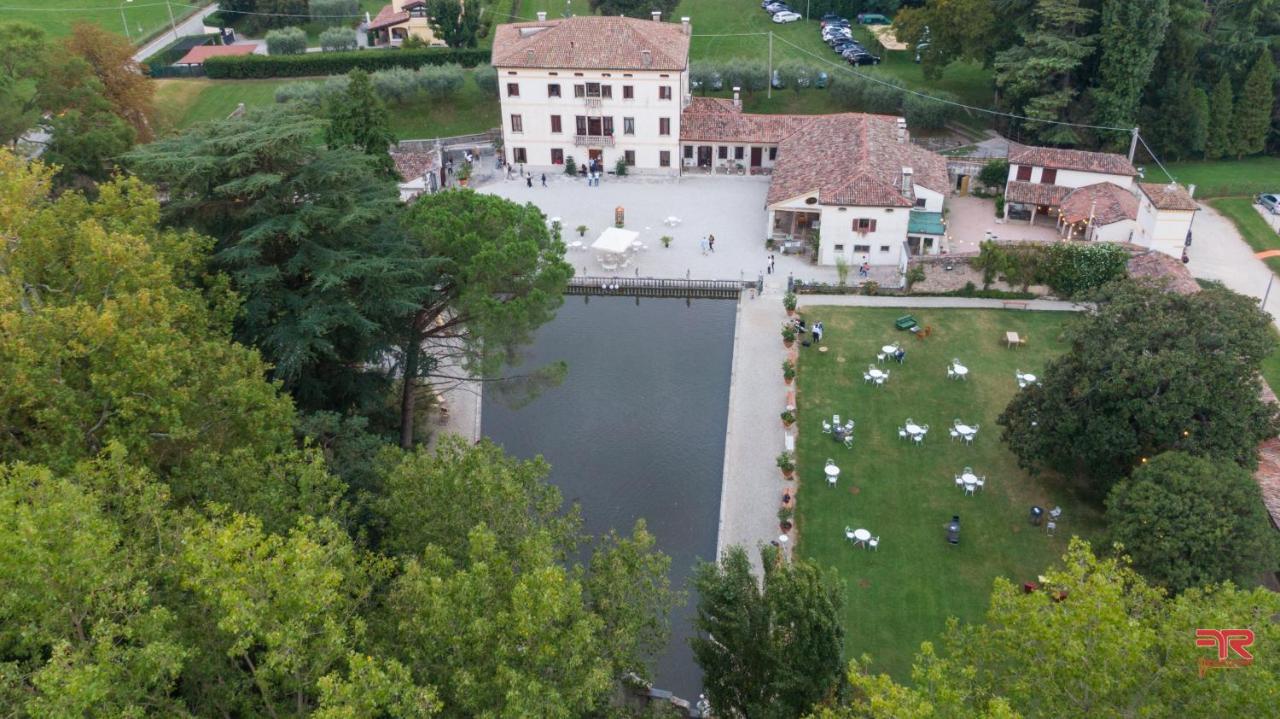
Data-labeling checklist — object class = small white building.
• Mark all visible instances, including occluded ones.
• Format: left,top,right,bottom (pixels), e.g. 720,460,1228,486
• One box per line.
490,13,691,175
1002,142,1137,225
390,148,441,202
1135,182,1198,252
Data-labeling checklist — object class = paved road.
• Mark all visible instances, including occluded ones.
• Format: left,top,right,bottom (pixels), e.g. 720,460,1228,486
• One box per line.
1180,202,1280,330
133,3,221,62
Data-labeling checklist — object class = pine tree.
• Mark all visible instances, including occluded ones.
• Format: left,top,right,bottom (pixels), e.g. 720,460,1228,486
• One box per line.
325,69,396,174
1090,0,1170,144
1204,75,1234,160
1230,50,1275,158
993,0,1097,145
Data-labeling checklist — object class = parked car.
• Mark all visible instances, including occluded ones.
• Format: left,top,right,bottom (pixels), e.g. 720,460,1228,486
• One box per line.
773,10,802,22
823,29,852,41
1260,194,1280,213
834,42,863,55
820,13,844,24
814,71,829,88
764,2,791,13
848,52,881,65
857,12,891,24
771,70,785,89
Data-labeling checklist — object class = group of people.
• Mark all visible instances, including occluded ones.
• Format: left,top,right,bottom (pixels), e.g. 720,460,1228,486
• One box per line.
699,235,717,255
793,317,824,346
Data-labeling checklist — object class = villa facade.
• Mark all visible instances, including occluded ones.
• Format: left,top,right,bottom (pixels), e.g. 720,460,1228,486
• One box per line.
366,0,447,46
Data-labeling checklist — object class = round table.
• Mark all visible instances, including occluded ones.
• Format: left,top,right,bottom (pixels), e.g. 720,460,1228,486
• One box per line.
869,369,886,379
955,424,975,437
953,365,969,377
961,472,978,487
881,345,898,355
824,465,841,478
1021,373,1037,383
906,423,924,436
853,528,871,544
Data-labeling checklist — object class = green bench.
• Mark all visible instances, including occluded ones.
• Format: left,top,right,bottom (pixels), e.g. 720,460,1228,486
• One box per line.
895,315,919,331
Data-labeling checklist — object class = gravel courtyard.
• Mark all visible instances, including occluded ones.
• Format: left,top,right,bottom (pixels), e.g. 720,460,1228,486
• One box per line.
478,173,849,285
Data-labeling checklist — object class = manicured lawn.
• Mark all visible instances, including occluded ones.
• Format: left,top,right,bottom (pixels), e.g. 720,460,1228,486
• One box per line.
1208,197,1280,275
152,72,500,138
793,307,1102,681
1145,157,1280,199
9,0,207,40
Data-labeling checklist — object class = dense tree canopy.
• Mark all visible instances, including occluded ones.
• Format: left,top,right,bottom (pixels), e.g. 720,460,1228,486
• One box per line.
1106,451,1277,593
588,0,680,19
998,280,1279,494
62,22,155,141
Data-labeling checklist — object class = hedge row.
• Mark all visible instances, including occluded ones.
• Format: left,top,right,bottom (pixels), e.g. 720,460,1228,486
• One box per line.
204,48,492,79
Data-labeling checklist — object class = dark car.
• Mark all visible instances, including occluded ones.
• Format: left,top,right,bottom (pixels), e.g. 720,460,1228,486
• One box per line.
848,52,881,66
834,42,862,54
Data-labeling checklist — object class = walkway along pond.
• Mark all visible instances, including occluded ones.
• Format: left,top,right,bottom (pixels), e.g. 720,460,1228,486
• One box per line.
481,295,738,701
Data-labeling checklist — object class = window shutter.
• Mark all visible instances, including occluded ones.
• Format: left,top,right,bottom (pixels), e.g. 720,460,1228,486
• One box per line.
869,219,877,232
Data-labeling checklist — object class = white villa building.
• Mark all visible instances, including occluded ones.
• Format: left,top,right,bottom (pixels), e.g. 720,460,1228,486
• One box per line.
1002,142,1198,252
490,12,691,175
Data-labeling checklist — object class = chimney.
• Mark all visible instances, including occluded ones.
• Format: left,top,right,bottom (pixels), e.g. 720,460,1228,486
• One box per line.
896,117,907,144
536,10,546,21
1187,183,1196,199
651,10,661,22
901,167,913,196
681,16,691,35
732,86,741,108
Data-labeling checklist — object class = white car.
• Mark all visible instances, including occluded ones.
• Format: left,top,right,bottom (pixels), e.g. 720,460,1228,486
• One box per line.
773,11,802,23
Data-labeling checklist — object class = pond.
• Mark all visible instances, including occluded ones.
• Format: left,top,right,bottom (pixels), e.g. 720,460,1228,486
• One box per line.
482,294,738,702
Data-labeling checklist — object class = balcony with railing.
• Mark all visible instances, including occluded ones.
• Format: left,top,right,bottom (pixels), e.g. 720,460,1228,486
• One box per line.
574,134,615,147
583,97,602,109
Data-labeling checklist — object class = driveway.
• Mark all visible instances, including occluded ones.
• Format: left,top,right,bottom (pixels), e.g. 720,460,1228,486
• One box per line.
1177,202,1280,329
478,174,847,285
133,3,221,62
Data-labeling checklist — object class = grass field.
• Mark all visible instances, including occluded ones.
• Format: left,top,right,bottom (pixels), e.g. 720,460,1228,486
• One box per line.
153,71,501,139
793,307,1103,681
1145,157,1280,199
6,0,208,40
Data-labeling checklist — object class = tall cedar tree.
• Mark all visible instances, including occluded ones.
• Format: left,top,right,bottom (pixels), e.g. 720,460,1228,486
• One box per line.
324,69,396,174
1231,49,1276,158
691,546,845,719
1204,75,1235,159
427,0,480,48
993,0,1096,145
997,280,1280,495
1089,0,1170,146
395,190,571,449
62,22,156,141
125,106,427,414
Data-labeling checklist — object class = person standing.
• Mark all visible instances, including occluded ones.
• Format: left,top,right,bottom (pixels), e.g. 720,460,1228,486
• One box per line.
541,173,547,187
526,175,533,188
769,253,775,274
708,234,716,252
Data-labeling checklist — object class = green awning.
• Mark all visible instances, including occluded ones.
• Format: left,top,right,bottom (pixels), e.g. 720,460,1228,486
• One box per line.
908,210,945,236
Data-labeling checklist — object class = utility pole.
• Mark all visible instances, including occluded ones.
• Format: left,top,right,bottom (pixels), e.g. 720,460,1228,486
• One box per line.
166,0,177,37
1127,126,1140,163
768,31,773,100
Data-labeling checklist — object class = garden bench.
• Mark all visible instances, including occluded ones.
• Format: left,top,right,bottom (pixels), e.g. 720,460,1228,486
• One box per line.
1002,300,1029,310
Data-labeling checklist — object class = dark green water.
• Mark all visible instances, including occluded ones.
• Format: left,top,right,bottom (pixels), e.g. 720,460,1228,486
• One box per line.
481,295,737,701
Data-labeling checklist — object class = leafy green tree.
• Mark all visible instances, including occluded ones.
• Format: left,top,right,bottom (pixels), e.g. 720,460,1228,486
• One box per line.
473,64,498,94
1106,451,1277,593
993,0,1096,144
0,150,293,474
1089,0,1170,145
1137,0,1210,160
814,539,1280,719
1230,49,1275,158
977,159,1009,189
428,0,480,48
315,654,440,719
63,22,156,141
893,0,998,81
310,0,360,26
266,26,309,55
0,22,51,145
692,546,845,719
394,190,571,448
588,0,679,19
44,101,135,188
126,107,427,415
319,26,358,51
325,69,396,172
902,91,960,129
998,281,1280,494
1204,75,1235,159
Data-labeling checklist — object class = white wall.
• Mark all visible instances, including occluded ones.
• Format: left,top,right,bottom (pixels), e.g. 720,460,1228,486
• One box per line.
680,141,780,171
495,66,686,175
1006,164,1134,190
1136,195,1196,247
914,185,944,212
1088,221,1134,244
816,205,908,267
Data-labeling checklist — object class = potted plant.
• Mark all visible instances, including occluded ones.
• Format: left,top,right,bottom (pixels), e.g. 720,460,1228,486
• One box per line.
777,506,794,532
782,359,796,385
736,162,745,176
783,292,797,316
457,161,473,187
615,157,628,176
564,156,577,176
780,407,796,427
776,451,795,479
660,235,673,248
781,324,796,348
576,224,589,238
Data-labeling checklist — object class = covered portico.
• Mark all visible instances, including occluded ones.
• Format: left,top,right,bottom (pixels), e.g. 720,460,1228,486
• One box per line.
1003,180,1071,227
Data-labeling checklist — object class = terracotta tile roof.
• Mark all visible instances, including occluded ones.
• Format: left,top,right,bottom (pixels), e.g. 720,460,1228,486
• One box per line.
1139,182,1198,211
368,4,409,30
1254,437,1280,528
680,101,813,144
765,113,948,207
1060,182,1138,225
390,149,438,182
492,16,689,71
176,44,256,65
1008,142,1137,176
1004,180,1072,207
1126,251,1200,295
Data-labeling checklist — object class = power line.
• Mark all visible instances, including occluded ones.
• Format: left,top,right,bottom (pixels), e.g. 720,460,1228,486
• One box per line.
1135,133,1177,183
0,2,173,9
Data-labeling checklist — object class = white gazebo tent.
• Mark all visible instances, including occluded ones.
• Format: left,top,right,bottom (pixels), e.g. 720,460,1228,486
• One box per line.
591,227,639,255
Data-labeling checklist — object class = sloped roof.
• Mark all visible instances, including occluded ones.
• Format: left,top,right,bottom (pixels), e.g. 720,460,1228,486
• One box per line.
766,113,948,207
368,4,410,30
1126,251,1199,295
1004,180,1072,207
176,44,256,65
680,99,813,144
1060,182,1139,225
1139,182,1198,211
390,149,438,182
492,16,689,71
1008,142,1137,176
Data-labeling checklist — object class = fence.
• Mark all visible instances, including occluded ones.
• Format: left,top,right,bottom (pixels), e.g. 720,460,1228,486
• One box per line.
567,276,744,299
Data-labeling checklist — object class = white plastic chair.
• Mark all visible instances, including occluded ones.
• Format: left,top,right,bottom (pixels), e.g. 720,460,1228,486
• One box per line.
955,475,964,488
844,420,855,433
1046,521,1057,536
897,427,907,440
964,484,975,496
843,434,854,449
826,458,836,466
868,536,879,551
912,433,924,445
876,352,886,364
949,428,959,441
976,477,986,491
863,372,873,384
827,473,837,488
875,376,886,387
822,421,832,434
1049,506,1062,522
844,526,855,542
947,366,957,380
833,414,840,426
963,466,973,475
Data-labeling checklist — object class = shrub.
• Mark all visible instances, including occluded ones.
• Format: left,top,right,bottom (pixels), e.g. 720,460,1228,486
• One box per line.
905,264,926,290
835,257,850,286
319,27,357,52
1037,243,1129,297
265,26,308,56
564,156,577,175
473,64,498,94
994,195,1005,218
829,73,905,114
978,159,1009,189
902,90,958,129
370,66,419,104
862,280,880,295
274,80,327,107
615,157,628,176
783,292,797,312
309,0,359,25
204,48,491,79
418,63,465,96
